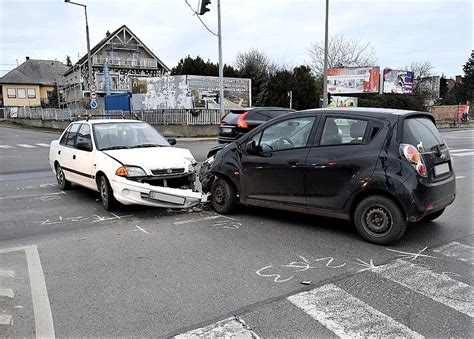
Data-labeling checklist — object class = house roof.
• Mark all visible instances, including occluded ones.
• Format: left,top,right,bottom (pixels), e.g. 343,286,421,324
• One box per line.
0,59,69,86
65,25,169,75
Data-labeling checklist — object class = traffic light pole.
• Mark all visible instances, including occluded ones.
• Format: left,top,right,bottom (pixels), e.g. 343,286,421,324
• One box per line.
217,0,224,117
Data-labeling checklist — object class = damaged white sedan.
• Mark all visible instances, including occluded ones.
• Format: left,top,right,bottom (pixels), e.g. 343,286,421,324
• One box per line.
49,119,204,210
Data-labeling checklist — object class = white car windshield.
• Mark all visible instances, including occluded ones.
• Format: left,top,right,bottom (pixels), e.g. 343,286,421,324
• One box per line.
93,122,170,150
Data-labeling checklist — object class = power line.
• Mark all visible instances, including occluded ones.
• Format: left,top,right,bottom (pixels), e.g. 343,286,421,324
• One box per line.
184,0,218,37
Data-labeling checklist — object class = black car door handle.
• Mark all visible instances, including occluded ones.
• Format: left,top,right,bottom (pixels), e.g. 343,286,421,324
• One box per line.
73,155,76,160
287,159,299,166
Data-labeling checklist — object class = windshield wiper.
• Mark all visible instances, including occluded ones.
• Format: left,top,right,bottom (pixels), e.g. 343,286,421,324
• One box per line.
100,146,129,151
129,143,164,148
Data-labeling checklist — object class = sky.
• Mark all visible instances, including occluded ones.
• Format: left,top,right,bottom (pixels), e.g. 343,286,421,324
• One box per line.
0,0,472,77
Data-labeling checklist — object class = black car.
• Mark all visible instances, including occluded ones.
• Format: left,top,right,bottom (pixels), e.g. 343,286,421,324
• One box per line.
200,108,456,245
218,107,295,145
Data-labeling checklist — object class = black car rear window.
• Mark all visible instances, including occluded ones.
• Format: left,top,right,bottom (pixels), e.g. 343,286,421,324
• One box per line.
222,110,246,124
402,117,444,150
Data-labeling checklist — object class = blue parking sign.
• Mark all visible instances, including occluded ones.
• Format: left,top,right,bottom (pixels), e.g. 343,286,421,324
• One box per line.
90,99,98,109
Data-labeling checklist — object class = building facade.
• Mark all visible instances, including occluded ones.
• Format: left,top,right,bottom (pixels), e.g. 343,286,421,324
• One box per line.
62,25,169,109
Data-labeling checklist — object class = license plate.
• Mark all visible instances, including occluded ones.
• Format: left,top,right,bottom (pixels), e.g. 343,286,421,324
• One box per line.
149,191,185,205
434,162,450,176
221,127,233,133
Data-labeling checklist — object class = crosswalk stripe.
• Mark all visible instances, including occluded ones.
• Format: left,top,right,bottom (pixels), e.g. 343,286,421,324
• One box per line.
374,260,474,317
451,151,474,157
0,145,14,149
449,149,472,153
288,284,423,338
35,143,50,147
0,314,13,325
16,144,36,148
175,316,259,338
0,288,14,298
433,242,474,265
0,270,15,278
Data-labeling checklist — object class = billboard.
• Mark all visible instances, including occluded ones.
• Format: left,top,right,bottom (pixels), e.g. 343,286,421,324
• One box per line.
329,96,358,107
382,69,414,94
131,75,251,110
327,67,380,94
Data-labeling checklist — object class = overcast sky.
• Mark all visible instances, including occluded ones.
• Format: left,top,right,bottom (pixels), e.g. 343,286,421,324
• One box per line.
0,0,472,77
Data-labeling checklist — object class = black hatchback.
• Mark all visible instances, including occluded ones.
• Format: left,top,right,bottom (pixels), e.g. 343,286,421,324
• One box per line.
218,107,295,144
200,108,456,245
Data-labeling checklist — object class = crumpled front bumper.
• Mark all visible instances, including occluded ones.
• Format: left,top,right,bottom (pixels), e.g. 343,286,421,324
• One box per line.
110,176,207,209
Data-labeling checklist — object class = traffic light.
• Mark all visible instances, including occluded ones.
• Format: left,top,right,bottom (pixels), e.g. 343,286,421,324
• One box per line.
199,0,211,15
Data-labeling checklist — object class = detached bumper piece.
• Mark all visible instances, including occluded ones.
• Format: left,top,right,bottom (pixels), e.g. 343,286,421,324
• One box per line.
141,191,186,205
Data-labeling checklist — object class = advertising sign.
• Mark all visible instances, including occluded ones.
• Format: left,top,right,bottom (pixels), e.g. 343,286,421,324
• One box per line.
383,69,414,94
327,67,380,94
329,96,358,107
131,75,251,110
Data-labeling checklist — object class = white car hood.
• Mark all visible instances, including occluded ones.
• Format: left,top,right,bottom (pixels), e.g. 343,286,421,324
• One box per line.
103,147,196,173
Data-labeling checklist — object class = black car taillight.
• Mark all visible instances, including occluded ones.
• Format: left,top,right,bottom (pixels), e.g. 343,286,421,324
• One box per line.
400,144,427,177
237,111,249,128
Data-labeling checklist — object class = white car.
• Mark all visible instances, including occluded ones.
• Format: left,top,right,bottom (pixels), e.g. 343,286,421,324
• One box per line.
49,119,204,210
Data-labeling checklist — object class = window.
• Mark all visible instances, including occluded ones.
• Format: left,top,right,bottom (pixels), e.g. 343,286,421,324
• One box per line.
402,117,443,150
60,125,72,145
17,88,26,99
7,88,16,98
258,117,315,152
27,88,36,99
320,117,368,146
76,124,92,150
65,123,81,147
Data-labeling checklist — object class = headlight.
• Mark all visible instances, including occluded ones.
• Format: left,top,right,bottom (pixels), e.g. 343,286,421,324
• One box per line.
115,166,147,177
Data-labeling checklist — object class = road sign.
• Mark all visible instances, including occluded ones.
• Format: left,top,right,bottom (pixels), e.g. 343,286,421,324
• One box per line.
90,92,97,99
90,99,98,109
89,84,97,92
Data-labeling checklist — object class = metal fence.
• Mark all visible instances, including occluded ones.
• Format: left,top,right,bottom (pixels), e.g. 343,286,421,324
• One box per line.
5,107,227,125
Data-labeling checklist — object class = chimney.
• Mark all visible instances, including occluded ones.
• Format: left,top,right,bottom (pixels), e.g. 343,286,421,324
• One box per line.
106,30,111,37
26,56,30,61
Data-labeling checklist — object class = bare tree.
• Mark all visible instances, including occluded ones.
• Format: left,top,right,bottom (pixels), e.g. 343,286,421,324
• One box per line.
308,35,377,76
407,61,434,96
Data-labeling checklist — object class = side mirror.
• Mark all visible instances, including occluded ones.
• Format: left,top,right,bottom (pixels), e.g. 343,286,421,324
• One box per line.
167,138,177,146
77,141,93,152
245,140,258,154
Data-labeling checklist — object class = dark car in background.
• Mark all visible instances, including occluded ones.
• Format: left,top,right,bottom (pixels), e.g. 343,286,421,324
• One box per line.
218,107,295,144
200,108,456,245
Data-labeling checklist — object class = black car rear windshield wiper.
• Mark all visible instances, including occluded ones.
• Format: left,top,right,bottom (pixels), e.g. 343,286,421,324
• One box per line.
129,144,165,148
100,146,130,151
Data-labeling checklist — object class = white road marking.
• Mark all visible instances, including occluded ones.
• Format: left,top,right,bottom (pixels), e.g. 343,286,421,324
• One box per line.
173,215,222,225
288,284,423,338
374,259,474,318
433,242,474,265
175,316,259,338
135,225,149,234
0,145,13,149
0,245,55,337
0,288,14,298
452,152,474,157
0,269,15,278
35,143,50,147
0,314,13,325
16,144,36,148
0,191,65,200
456,176,466,179
449,148,472,153
0,155,20,158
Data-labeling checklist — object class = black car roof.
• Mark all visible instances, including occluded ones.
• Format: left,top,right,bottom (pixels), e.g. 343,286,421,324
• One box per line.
299,107,432,120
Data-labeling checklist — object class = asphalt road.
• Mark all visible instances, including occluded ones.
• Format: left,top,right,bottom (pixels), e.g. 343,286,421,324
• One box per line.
0,125,473,337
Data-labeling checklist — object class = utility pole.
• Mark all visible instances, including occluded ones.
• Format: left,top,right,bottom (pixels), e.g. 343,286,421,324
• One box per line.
322,0,329,108
217,0,224,117
288,91,293,109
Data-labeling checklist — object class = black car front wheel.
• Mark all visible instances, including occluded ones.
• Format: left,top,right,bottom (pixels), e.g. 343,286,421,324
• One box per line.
211,177,237,214
354,195,406,245
99,175,119,211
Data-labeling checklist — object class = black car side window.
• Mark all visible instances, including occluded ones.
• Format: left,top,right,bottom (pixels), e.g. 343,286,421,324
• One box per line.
320,118,368,146
64,123,81,147
259,117,315,152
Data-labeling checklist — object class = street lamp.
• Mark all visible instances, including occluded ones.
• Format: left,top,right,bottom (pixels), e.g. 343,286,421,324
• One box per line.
64,0,93,100
322,0,329,108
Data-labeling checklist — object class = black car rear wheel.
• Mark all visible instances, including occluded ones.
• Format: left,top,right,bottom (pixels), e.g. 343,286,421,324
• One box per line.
55,164,71,190
354,195,406,245
211,177,237,214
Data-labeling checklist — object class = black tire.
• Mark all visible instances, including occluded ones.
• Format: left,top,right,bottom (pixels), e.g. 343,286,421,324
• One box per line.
55,164,71,190
211,177,237,214
421,208,445,222
354,195,406,245
99,175,119,211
